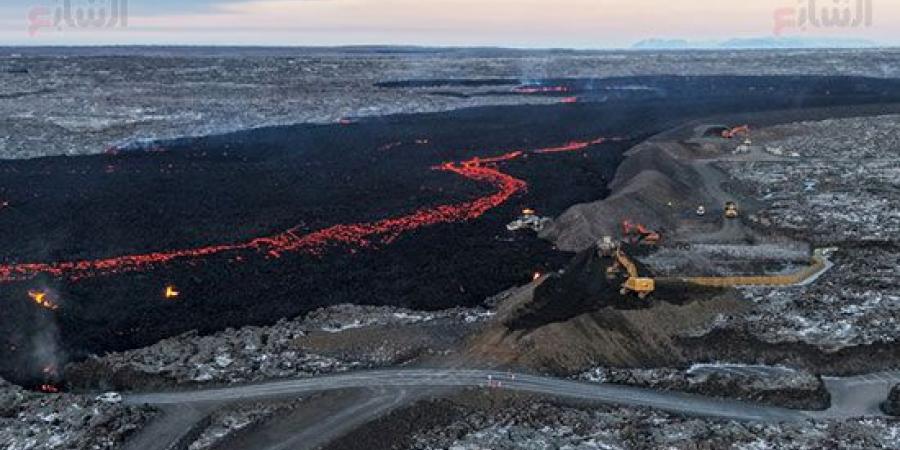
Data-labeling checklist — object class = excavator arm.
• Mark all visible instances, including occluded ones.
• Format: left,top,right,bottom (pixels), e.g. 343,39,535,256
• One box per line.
612,248,655,299
614,249,639,278
598,236,656,299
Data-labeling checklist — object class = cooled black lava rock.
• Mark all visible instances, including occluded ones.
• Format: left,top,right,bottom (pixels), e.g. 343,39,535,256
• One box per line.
5,74,900,386
581,368,831,411
882,384,900,416
0,101,630,386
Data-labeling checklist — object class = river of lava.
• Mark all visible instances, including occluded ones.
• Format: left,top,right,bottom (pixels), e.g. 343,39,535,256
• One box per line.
0,137,611,284
0,151,531,283
532,138,615,154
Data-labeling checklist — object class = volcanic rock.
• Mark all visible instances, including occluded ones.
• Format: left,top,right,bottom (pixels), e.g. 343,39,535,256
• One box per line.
66,304,494,390
882,384,900,416
0,376,155,449
579,366,830,410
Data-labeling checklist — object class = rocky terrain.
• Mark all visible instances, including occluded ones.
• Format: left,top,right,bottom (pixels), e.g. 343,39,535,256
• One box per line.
3,47,900,160
0,376,155,450
723,115,900,243
4,47,900,449
66,304,493,391
515,109,900,378
326,391,900,450
578,364,830,410
701,115,900,352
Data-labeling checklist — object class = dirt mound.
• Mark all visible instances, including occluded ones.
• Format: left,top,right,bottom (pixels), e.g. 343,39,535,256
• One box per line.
503,250,634,330
467,248,744,375
543,142,705,252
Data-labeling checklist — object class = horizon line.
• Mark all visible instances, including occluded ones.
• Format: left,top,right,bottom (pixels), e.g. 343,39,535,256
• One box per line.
2,43,898,51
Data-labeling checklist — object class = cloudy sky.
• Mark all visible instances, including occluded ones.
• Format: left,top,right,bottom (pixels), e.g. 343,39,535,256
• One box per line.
1,0,897,47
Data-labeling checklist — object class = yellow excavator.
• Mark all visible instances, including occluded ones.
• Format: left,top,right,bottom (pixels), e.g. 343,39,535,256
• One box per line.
597,237,655,299
596,237,832,300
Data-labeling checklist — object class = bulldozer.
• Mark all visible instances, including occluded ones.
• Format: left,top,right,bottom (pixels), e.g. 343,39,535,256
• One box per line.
597,236,655,299
506,208,551,232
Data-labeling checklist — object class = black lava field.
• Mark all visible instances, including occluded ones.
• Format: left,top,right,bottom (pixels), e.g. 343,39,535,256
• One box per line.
3,75,900,387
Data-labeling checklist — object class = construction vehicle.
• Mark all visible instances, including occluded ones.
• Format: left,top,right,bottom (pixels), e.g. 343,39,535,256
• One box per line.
96,392,123,404
595,235,832,299
724,201,740,219
507,208,551,232
734,138,753,154
622,220,661,246
721,125,750,139
597,237,655,299
599,232,832,299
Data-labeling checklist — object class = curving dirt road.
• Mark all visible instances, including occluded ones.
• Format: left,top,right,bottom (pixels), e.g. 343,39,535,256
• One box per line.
121,368,900,450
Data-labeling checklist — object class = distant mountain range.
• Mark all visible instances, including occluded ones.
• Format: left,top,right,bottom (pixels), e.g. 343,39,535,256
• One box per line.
632,37,879,50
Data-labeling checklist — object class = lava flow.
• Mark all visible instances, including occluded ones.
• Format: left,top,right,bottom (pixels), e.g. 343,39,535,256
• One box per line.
532,138,614,154
0,137,611,284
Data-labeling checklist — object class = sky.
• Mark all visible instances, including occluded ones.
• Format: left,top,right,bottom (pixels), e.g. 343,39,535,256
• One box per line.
0,0,897,48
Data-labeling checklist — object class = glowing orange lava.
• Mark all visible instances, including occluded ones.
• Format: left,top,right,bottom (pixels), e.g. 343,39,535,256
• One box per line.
532,138,614,154
0,137,612,284
28,290,58,310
